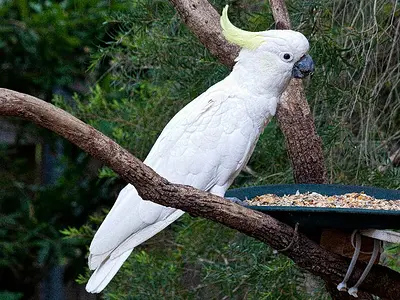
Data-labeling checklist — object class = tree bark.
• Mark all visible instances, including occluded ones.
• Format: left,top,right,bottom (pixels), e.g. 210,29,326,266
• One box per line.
169,0,239,68
170,0,327,183
276,80,326,183
1,88,400,299
269,0,292,30
269,0,326,183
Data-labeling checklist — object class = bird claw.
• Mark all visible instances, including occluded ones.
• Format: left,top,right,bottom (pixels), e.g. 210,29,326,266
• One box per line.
337,282,347,291
225,197,249,206
348,287,358,297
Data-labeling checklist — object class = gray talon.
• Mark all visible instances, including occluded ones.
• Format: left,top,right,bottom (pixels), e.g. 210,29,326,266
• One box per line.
226,197,249,206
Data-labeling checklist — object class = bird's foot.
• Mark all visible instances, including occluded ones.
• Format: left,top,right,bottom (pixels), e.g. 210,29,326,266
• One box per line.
225,197,249,206
348,287,358,298
337,282,347,291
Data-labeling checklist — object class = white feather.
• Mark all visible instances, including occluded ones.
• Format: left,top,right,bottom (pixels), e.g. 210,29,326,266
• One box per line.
86,29,310,293
86,250,132,293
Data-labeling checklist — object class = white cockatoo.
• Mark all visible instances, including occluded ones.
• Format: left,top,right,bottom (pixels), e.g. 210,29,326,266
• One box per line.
86,5,314,293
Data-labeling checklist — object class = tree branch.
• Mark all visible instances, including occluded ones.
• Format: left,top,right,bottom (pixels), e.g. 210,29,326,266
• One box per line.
169,0,239,67
268,0,326,183
269,0,292,29
1,88,399,299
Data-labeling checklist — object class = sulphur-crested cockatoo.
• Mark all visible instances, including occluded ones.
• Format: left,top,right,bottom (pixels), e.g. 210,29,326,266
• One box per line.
86,5,314,293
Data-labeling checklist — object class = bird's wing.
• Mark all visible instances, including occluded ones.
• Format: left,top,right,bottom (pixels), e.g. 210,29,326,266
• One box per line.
146,82,257,191
87,83,258,293
89,83,248,255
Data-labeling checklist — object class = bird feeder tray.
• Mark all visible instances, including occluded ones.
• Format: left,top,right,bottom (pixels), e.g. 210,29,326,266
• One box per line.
225,184,400,229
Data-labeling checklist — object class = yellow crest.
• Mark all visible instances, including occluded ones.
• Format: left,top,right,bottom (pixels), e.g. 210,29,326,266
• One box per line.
220,5,264,50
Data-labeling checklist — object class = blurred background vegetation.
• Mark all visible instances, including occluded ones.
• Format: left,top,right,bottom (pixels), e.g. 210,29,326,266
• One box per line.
0,0,399,299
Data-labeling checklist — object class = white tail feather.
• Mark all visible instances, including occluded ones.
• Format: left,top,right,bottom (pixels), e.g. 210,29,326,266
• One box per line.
86,250,132,293
86,184,185,293
88,249,112,271
111,210,184,258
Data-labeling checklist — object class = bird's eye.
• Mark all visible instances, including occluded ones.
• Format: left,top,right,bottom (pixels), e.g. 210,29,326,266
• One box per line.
282,53,293,61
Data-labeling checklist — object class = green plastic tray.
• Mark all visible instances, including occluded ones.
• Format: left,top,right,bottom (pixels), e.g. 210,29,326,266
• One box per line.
225,184,400,229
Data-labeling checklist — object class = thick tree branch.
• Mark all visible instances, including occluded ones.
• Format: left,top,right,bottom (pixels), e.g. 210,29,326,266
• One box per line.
1,88,399,299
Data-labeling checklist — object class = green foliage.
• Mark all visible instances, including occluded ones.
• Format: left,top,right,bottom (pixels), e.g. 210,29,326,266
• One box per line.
58,0,229,160
290,0,400,187
68,213,329,299
0,0,126,97
0,1,131,296
385,243,400,272
0,142,113,294
0,291,23,300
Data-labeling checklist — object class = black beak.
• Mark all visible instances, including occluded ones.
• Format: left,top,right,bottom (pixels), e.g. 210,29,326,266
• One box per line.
292,54,314,78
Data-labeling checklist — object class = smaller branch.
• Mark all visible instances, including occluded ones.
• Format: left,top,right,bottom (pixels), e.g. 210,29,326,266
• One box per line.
269,0,291,29
170,0,239,68
268,0,327,183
